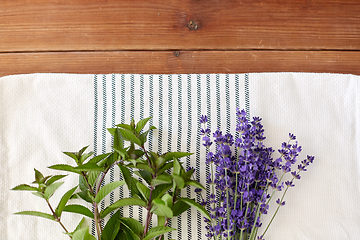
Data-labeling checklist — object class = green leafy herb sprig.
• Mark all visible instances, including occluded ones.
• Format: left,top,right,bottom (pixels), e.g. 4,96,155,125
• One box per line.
12,117,210,240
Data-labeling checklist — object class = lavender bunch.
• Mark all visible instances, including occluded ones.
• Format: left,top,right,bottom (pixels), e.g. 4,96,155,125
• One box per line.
197,109,314,240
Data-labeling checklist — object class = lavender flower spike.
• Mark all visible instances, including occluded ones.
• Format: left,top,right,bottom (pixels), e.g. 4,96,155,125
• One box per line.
195,109,314,240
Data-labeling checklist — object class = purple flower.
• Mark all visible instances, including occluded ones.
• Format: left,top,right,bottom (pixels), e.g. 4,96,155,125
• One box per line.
289,133,296,140
298,164,307,171
276,199,286,206
236,108,247,118
285,180,293,186
198,110,314,239
291,171,301,179
276,182,284,191
202,136,213,148
199,115,208,124
307,155,315,163
200,127,211,135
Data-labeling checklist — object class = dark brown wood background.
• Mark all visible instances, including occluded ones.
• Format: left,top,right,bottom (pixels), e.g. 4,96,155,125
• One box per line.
1,0,359,76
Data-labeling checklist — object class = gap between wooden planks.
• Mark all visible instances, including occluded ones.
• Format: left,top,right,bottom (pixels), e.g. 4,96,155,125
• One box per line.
0,50,359,77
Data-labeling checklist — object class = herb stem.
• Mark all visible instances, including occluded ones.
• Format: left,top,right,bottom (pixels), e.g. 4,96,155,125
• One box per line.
262,175,294,238
266,171,285,206
141,145,153,169
90,160,123,239
143,185,155,238
224,168,231,240
93,202,102,240
45,199,70,238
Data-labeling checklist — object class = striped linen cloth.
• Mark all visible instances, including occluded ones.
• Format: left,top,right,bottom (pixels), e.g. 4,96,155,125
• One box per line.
1,73,360,240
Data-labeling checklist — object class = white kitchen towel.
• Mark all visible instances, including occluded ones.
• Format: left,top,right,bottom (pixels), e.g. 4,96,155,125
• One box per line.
1,73,359,240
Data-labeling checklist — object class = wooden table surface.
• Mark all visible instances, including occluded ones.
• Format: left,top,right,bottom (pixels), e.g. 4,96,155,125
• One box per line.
1,0,359,76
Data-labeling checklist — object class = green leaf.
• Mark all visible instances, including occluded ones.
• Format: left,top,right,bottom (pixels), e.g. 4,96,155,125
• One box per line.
120,227,137,240
172,201,190,216
157,216,165,227
172,174,185,189
32,191,45,199
34,168,45,183
79,152,94,164
87,234,97,240
75,162,104,172
14,211,55,221
79,175,89,192
104,152,117,168
182,167,195,180
161,193,173,208
63,204,94,218
63,152,80,164
151,199,173,218
113,145,127,160
163,152,193,162
102,210,121,240
157,162,173,174
151,175,172,186
134,170,152,185
152,184,172,200
113,128,124,150
135,116,152,134
138,126,156,145
186,180,206,190
119,166,142,198
46,175,67,186
11,184,39,191
44,181,63,200
155,157,166,169
173,158,181,175
72,217,87,234
119,218,144,236
126,142,136,160
119,165,132,190
72,227,87,240
87,171,101,188
76,190,94,204
135,163,154,174
114,229,127,240
130,118,136,130
48,164,81,174
133,150,145,159
119,128,142,146
88,153,111,165
136,182,150,201
55,186,78,217
142,226,176,240
95,181,125,204
107,127,116,136
178,198,210,220
100,198,147,218
125,158,144,168
73,226,96,240
116,123,132,131
78,146,90,156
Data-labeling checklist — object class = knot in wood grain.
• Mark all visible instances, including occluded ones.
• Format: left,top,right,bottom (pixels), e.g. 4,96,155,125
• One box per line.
187,20,198,30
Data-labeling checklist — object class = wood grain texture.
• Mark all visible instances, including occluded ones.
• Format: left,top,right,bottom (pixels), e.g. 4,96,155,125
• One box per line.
0,0,359,75
1,51,359,77
1,0,359,52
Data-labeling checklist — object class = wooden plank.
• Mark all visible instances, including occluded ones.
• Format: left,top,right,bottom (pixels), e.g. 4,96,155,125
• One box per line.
1,0,359,52
1,51,359,77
